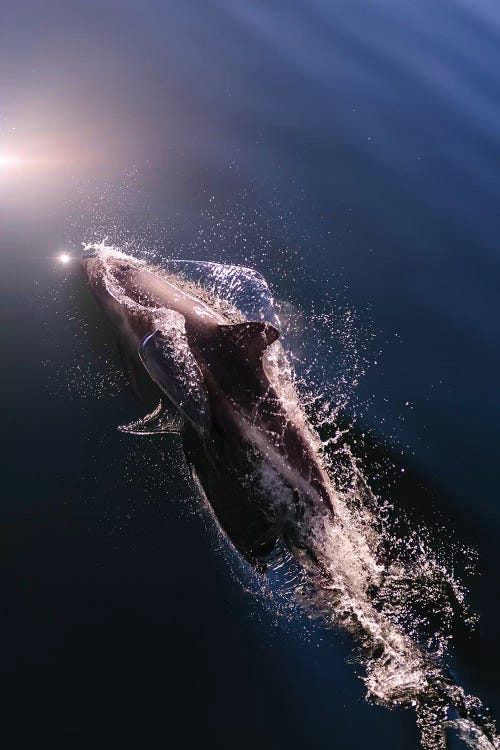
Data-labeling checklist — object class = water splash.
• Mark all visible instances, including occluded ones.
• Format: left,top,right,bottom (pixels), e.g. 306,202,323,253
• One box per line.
74,245,498,750
259,302,498,750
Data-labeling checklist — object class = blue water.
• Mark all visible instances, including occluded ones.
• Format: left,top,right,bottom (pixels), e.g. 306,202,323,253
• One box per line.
2,1,499,747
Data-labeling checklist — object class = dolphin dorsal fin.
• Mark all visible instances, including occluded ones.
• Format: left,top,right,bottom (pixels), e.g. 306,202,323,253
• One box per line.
217,321,280,361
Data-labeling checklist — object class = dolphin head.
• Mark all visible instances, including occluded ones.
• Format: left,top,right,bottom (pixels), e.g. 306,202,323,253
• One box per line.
81,247,215,433
80,247,164,375
81,247,147,306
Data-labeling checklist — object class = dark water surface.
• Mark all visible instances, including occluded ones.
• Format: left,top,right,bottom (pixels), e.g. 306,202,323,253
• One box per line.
2,1,499,748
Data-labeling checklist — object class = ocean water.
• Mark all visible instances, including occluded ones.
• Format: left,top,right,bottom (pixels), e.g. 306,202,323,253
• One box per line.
1,1,499,748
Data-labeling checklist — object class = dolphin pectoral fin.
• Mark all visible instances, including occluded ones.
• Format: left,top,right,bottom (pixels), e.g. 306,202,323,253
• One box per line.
118,400,184,436
217,321,280,361
115,331,154,403
139,328,211,436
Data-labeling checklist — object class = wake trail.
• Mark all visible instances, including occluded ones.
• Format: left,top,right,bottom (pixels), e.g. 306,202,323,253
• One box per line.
261,320,499,750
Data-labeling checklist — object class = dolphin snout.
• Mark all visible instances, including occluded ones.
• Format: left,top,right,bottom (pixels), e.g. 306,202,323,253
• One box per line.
80,253,103,285
80,254,94,275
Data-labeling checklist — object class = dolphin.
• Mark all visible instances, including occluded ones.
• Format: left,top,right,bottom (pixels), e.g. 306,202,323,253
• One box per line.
82,248,334,568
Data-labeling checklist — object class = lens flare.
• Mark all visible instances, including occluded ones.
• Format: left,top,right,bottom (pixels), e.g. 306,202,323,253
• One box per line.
0,153,24,168
59,253,71,264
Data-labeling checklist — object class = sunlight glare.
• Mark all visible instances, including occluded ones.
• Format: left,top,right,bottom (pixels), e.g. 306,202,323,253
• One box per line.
0,153,24,168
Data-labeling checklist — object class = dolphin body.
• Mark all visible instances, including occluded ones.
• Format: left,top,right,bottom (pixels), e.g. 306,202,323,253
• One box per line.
82,249,334,568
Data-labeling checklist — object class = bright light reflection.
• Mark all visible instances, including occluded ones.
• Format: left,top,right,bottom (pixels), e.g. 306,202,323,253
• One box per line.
59,253,71,264
0,154,24,168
